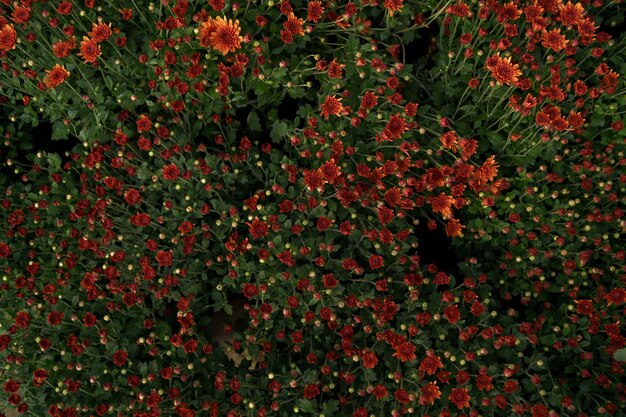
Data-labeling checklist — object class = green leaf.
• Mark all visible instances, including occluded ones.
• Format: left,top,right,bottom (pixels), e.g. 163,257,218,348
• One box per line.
270,121,289,144
247,111,262,132
614,348,626,362
47,153,62,171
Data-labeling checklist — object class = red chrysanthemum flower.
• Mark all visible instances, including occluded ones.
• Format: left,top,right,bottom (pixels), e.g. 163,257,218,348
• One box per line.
360,91,378,111
47,311,64,326
130,213,151,227
368,254,384,270
112,349,128,367
372,384,388,400
443,304,461,323
56,1,72,15
449,387,470,409
476,368,494,391
248,218,269,239
486,54,522,86
162,164,180,180
320,95,344,120
303,384,320,400
532,403,549,417
419,350,443,375
419,382,441,405
208,16,243,55
605,288,625,306
32,369,48,387
11,6,31,24
304,168,324,189
327,58,345,79
44,64,70,89
0,242,10,258
155,250,173,267
393,341,416,362
89,22,112,42
136,114,152,132
0,23,17,52
541,28,568,52
361,350,379,369
394,388,411,404
78,36,101,63
383,113,407,140
307,1,324,22
124,188,141,206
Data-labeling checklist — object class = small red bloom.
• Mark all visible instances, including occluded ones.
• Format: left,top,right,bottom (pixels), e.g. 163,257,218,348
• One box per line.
124,188,142,205
419,382,441,405
372,384,388,400
155,250,173,267
162,164,181,180
130,213,150,227
113,349,128,367
419,350,443,375
248,218,269,239
449,387,470,409
393,341,416,362
361,350,379,369
320,95,344,120
136,114,152,132
0,242,10,258
47,311,64,326
369,254,384,270
303,383,320,400
33,369,48,387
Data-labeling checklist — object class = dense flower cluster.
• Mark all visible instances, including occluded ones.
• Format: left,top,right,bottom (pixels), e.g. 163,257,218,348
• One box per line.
0,0,624,417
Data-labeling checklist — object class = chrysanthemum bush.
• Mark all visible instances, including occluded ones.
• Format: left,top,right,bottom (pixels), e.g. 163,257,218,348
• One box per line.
0,1,625,417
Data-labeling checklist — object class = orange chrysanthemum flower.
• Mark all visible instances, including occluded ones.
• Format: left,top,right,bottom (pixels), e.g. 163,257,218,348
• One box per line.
384,0,404,17
474,155,499,186
449,388,470,410
541,28,568,52
320,95,344,120
52,40,73,58
78,36,101,63
207,17,242,55
307,1,324,22
558,1,585,26
419,382,442,406
197,17,217,48
44,64,70,89
446,219,465,238
486,54,522,86
0,23,17,52
430,193,454,219
284,12,305,36
89,22,112,42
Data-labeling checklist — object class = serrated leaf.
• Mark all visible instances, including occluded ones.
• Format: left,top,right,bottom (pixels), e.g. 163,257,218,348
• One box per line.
247,111,262,132
47,153,62,171
614,348,626,362
270,121,289,144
